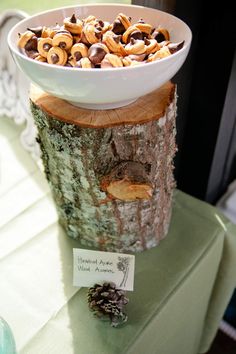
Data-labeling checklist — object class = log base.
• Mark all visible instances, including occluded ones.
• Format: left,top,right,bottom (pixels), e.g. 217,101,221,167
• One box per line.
30,82,177,253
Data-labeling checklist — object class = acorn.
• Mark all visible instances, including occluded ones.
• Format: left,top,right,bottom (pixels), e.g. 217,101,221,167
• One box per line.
88,43,109,65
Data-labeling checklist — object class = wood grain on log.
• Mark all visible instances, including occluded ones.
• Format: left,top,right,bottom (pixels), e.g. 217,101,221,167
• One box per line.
30,82,177,252
30,82,175,128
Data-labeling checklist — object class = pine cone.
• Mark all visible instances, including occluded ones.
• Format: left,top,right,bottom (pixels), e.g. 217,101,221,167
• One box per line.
87,282,129,327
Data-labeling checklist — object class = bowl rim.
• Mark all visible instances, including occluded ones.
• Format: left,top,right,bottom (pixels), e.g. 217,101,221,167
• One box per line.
8,3,192,73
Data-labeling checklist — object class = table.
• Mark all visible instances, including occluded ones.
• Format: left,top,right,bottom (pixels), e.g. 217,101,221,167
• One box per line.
0,116,236,354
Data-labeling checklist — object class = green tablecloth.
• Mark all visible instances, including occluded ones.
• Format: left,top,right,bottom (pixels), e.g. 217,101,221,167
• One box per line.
0,117,236,354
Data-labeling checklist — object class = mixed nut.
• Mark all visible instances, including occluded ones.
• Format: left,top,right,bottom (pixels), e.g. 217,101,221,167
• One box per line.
17,13,184,68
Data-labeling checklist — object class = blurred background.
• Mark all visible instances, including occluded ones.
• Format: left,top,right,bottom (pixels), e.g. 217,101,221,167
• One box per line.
0,0,129,14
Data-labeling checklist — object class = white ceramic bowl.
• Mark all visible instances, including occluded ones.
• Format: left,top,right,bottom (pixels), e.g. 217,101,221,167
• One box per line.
8,4,192,110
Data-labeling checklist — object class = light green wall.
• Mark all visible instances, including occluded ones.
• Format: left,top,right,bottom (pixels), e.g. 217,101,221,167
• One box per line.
0,0,130,14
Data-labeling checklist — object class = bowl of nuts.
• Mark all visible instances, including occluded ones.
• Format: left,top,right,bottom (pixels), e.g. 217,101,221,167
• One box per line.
8,4,192,109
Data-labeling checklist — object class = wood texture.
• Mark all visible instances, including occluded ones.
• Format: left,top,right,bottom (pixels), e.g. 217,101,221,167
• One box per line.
30,81,175,128
30,83,177,253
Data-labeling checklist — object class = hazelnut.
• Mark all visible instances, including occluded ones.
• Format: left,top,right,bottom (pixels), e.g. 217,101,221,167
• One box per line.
88,43,109,65
112,19,126,35
24,36,38,51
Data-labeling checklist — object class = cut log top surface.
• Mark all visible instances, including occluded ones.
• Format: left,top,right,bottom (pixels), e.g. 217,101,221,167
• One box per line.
30,81,175,128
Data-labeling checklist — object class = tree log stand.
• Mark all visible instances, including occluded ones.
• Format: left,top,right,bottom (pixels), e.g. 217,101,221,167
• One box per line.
30,82,177,253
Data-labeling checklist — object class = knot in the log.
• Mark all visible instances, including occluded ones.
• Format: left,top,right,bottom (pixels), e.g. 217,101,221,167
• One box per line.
100,161,153,201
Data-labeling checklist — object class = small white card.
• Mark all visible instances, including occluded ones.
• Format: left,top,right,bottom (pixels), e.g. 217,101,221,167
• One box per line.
73,248,135,291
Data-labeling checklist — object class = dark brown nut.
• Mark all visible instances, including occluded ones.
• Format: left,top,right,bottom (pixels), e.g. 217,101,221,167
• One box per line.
168,40,184,54
27,26,43,37
70,14,76,23
38,37,53,57
24,35,38,51
112,13,131,35
152,28,170,42
47,47,67,65
129,29,143,41
52,31,73,50
88,43,109,65
112,19,126,35
97,19,104,27
64,14,83,35
71,43,88,61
